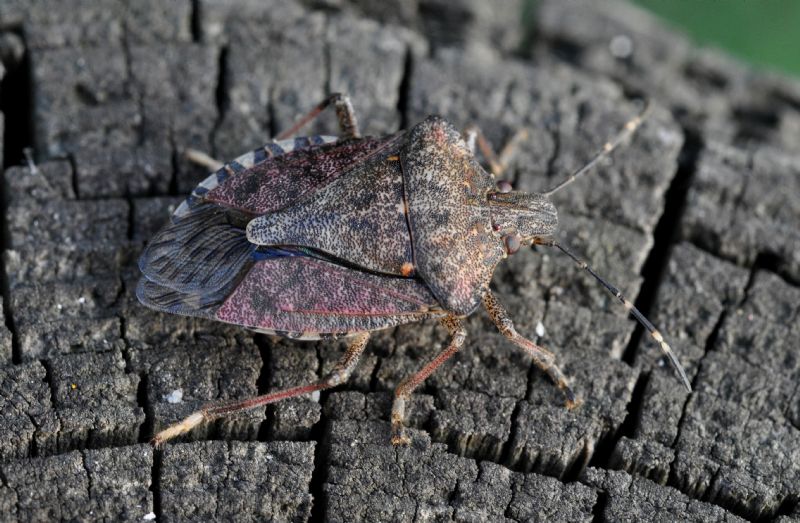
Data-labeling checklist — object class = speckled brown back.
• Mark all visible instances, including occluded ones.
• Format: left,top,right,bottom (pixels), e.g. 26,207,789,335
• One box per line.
206,135,399,214
246,138,413,275
401,116,505,315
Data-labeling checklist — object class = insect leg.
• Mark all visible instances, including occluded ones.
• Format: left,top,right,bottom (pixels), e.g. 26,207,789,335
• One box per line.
150,332,370,446
275,92,360,140
482,290,579,409
183,149,224,171
23,148,39,175
462,125,529,178
391,315,467,446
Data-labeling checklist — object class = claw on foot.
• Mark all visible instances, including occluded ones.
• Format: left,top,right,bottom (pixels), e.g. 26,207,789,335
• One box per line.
565,395,583,410
561,383,581,410
391,432,412,446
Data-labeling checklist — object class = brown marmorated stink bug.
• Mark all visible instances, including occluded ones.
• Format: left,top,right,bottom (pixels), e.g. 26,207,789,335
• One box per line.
138,93,691,446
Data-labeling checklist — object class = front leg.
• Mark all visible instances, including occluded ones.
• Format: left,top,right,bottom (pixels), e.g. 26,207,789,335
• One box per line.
462,124,529,178
483,290,579,409
391,315,467,446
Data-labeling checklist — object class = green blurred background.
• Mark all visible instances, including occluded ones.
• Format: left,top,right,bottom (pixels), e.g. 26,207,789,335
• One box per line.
631,0,800,77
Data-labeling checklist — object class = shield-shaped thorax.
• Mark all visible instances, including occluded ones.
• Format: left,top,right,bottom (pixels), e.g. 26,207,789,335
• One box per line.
400,116,505,315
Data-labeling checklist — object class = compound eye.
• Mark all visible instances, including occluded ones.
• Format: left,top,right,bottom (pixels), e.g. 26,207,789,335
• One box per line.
504,234,521,255
496,180,512,193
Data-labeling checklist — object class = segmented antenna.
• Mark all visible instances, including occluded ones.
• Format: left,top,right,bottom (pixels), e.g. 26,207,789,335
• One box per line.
535,238,692,392
543,101,652,196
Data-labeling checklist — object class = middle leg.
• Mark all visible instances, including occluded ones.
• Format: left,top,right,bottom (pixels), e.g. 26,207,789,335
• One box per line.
391,315,467,445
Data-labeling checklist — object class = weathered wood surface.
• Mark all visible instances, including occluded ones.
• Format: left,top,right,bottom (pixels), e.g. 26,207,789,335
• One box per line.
0,0,798,521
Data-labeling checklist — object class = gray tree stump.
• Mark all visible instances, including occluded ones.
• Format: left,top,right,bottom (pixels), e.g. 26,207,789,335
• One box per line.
0,0,798,521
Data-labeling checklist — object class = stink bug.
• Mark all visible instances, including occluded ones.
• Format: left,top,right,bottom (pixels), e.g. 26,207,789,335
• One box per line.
139,93,691,446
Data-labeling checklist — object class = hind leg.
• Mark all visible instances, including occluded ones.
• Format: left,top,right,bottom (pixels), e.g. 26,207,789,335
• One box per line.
391,315,466,445
184,93,360,170
184,149,223,171
151,332,370,446
276,93,360,140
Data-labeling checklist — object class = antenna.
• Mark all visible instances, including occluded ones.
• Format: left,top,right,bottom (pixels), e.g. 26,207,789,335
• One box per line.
543,101,652,196
535,238,692,392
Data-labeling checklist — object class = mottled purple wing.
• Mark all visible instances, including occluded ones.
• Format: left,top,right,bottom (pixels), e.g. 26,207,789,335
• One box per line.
401,116,505,315
139,253,442,338
215,256,442,336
